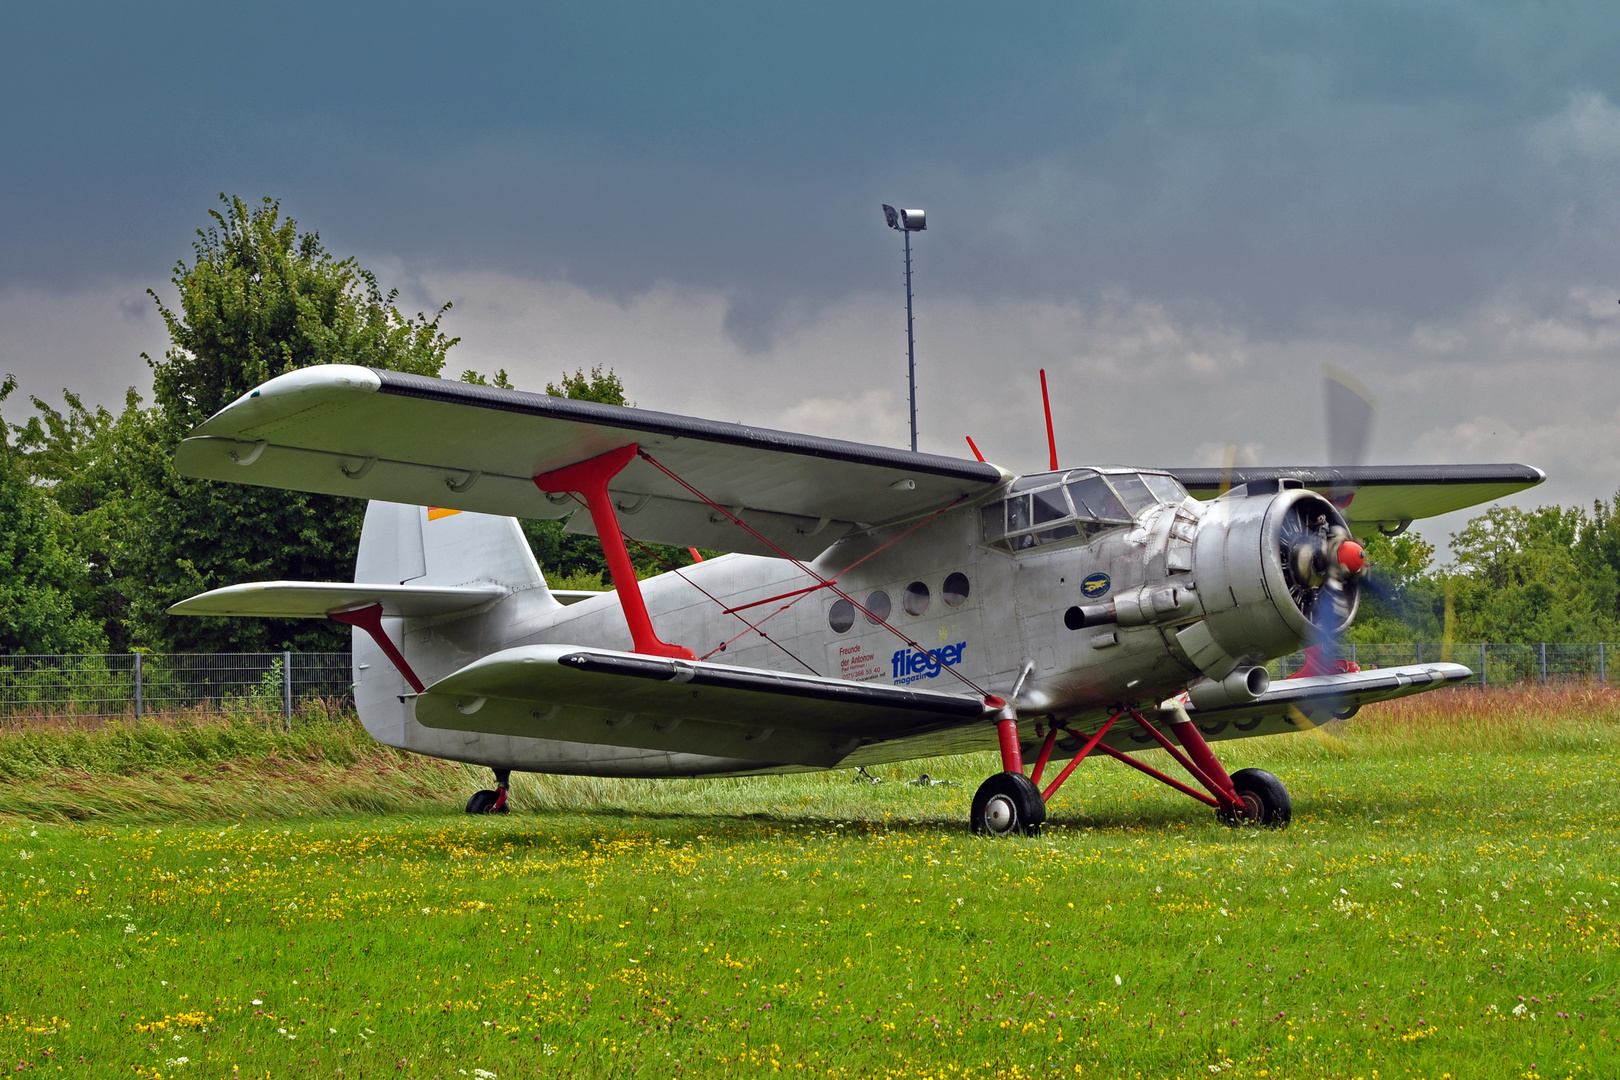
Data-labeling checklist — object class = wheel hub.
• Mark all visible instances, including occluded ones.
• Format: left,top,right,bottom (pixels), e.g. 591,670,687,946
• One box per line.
983,793,1017,834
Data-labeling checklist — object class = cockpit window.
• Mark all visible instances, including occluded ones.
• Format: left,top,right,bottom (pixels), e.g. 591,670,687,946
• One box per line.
983,469,1157,553
1066,474,1130,523
1141,471,1189,505
1110,472,1157,515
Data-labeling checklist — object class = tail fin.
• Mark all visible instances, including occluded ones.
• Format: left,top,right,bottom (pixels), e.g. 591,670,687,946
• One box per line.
356,503,546,593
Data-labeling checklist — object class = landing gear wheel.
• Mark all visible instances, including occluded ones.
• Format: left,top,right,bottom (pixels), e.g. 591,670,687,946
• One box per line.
1220,768,1291,828
465,789,506,815
970,772,1046,836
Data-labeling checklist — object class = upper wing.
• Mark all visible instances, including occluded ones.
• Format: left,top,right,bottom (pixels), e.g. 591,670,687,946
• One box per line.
1169,465,1544,534
412,644,995,767
168,581,509,619
172,366,1008,558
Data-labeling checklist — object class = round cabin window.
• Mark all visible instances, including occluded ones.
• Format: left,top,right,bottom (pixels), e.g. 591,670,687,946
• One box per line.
828,598,855,633
943,572,971,606
903,581,931,616
864,590,892,625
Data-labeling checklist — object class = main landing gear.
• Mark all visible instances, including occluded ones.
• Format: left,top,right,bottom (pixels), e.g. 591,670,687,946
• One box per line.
465,768,511,815
969,707,1290,836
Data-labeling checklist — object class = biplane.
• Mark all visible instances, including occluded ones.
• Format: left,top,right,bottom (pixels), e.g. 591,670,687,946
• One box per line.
170,364,1542,833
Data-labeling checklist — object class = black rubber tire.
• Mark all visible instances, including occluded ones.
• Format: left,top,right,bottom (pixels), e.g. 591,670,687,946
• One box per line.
465,789,499,815
1222,768,1291,828
970,772,1046,837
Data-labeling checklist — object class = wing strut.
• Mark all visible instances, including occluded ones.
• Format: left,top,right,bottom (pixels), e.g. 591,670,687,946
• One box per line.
534,444,696,660
330,604,426,693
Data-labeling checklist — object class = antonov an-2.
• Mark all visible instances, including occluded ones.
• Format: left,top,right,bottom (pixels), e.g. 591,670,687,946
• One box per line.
169,365,1543,834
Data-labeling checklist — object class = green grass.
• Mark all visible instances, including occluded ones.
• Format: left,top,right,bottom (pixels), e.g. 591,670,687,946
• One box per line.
0,688,1617,1078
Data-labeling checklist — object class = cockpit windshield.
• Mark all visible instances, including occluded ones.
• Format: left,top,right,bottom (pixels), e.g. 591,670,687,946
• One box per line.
981,470,1188,553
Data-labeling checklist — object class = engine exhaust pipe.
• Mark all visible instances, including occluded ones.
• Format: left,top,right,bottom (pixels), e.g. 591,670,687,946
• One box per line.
1186,665,1270,710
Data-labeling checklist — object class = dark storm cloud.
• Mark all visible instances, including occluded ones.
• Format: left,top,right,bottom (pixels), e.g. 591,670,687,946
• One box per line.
7,1,1620,336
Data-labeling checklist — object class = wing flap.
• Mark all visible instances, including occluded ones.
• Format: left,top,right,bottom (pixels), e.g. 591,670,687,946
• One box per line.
412,644,994,767
168,581,509,619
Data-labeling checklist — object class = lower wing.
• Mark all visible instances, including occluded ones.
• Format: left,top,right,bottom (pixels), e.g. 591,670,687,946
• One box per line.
412,645,997,767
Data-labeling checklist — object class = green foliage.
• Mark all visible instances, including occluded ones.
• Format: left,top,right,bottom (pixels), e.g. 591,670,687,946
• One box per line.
127,195,461,651
0,377,106,653
459,367,514,389
546,364,627,405
1445,504,1618,643
1346,532,1442,643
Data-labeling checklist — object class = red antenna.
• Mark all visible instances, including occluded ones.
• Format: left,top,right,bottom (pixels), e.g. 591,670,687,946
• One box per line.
964,435,986,462
1040,368,1059,471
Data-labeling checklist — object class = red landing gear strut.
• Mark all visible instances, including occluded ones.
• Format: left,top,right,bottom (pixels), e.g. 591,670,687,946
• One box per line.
969,706,1291,836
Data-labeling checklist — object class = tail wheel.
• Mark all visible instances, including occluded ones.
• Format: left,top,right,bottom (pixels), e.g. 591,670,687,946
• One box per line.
970,772,1046,837
1221,768,1291,828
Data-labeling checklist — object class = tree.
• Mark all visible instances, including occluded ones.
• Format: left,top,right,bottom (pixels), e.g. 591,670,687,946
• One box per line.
130,195,459,651
11,387,165,651
1444,505,1616,643
0,378,106,653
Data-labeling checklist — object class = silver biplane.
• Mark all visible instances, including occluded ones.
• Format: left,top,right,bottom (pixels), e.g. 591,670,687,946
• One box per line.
170,365,1542,833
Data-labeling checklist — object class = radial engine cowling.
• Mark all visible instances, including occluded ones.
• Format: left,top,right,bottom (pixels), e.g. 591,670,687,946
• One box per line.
1186,485,1360,672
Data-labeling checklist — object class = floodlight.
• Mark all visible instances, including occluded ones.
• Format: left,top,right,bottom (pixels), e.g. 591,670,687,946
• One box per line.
883,204,900,230
901,208,926,231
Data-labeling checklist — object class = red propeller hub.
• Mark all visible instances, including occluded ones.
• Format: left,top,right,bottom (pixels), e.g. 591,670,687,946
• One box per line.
1336,540,1365,574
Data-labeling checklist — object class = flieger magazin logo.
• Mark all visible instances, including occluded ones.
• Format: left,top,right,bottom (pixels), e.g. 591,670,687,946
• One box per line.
892,643,967,685
1081,572,1112,599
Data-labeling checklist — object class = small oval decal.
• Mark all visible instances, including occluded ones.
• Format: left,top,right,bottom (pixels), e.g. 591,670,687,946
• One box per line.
1081,572,1112,599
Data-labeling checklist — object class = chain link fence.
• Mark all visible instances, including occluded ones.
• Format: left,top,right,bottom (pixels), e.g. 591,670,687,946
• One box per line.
0,653,351,722
0,644,1610,722
1271,643,1617,689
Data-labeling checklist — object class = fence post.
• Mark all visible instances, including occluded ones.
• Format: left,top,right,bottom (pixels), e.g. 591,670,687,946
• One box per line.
133,652,143,725
1415,642,1423,663
1601,642,1606,687
1480,642,1487,690
282,650,293,726
1539,642,1547,685
1349,643,1357,665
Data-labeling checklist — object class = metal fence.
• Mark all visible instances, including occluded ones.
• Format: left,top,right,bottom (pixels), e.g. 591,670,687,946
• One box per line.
0,653,351,721
0,644,1610,721
1272,642,1617,689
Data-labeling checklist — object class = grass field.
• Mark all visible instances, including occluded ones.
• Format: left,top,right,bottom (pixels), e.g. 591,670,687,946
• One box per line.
0,688,1616,1079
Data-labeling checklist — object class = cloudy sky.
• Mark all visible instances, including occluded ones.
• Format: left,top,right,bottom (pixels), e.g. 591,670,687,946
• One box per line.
5,2,1620,555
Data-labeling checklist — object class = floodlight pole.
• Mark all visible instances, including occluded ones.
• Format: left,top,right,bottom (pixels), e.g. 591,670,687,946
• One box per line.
904,226,917,453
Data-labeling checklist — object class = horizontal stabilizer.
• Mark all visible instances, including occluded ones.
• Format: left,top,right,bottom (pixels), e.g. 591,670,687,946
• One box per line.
168,581,509,619
413,644,994,767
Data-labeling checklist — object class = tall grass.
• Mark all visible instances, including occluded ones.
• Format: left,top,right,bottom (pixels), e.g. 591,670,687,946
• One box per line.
0,686,1612,827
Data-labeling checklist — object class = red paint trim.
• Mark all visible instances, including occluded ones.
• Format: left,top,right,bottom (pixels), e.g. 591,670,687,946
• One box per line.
1131,711,1238,808
1167,718,1238,801
1029,727,1058,786
535,445,695,660
492,788,508,811
1287,644,1360,678
965,435,986,462
1090,742,1221,808
329,604,426,694
1040,369,1059,471
1040,715,1117,803
996,715,1023,774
